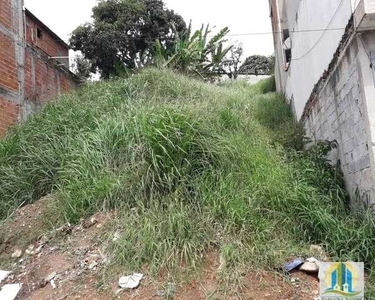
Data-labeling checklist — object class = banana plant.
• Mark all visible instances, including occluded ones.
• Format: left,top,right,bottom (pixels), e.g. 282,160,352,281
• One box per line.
154,21,232,78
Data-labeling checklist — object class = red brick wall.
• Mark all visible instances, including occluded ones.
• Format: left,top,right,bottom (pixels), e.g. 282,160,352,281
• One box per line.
0,33,18,92
0,0,12,32
0,0,78,136
25,15,69,58
23,49,77,106
0,0,19,135
0,96,19,135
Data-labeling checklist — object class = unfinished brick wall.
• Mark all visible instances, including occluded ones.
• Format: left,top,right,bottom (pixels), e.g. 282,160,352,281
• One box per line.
0,0,22,135
0,0,13,32
0,33,18,92
25,10,70,68
23,47,77,116
303,36,374,205
0,0,79,136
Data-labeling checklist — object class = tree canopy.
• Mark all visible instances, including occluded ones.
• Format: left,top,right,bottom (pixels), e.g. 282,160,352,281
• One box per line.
222,43,243,79
239,55,274,76
70,0,186,78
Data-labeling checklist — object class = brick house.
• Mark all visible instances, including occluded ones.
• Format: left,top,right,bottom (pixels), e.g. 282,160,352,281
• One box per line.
0,0,80,135
270,0,375,207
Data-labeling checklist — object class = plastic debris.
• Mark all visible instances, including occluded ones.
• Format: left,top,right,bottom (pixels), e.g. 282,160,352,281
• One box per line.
0,284,22,300
0,270,10,283
119,273,143,289
283,258,304,272
300,257,320,274
50,279,57,289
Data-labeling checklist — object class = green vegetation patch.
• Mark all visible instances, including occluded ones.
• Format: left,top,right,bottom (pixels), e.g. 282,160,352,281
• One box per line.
0,69,374,295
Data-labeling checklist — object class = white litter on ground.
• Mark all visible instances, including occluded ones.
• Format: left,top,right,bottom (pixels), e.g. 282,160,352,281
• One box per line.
0,284,22,300
118,273,143,289
0,270,10,283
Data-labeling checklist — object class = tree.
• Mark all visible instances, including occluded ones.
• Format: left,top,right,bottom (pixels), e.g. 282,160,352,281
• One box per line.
71,57,93,80
221,43,243,79
155,22,232,78
239,55,273,76
70,0,186,78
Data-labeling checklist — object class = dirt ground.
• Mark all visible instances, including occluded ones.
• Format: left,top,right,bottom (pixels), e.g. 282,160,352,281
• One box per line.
0,197,320,300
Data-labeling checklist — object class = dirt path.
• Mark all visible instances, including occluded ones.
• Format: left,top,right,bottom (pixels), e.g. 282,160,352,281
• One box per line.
0,197,319,300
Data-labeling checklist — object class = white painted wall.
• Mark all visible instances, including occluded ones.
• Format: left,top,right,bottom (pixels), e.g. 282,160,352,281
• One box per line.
220,75,270,84
280,0,354,119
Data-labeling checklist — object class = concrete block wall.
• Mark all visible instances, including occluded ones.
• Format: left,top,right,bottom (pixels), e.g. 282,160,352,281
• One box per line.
304,36,374,205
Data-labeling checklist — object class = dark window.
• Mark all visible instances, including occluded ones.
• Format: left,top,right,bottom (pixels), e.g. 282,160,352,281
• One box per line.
282,29,290,40
282,29,292,66
37,27,43,39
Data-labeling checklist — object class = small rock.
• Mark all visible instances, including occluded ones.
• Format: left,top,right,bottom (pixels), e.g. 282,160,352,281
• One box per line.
82,217,98,229
45,272,57,282
32,244,44,255
310,245,329,261
11,249,23,258
115,288,123,295
299,257,320,274
113,231,121,242
88,262,98,270
39,272,57,288
218,253,226,271
25,245,34,255
38,235,48,245
56,223,73,234
39,280,48,288
290,277,298,282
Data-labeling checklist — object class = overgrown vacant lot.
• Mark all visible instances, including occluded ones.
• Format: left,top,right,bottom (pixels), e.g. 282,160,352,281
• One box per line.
0,69,375,298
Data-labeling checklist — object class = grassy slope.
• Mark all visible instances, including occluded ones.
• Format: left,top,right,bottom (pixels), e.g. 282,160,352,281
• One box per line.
0,69,374,294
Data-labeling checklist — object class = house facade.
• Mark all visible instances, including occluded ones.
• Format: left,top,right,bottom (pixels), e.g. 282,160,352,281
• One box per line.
270,0,375,207
0,0,80,135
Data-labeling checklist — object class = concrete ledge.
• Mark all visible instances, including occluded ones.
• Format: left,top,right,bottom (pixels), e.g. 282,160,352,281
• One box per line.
355,0,375,31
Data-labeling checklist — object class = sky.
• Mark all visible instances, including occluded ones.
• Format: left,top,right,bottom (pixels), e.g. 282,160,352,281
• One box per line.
25,0,274,61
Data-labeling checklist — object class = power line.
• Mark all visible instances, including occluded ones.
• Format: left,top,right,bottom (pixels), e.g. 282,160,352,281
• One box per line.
225,27,347,37
291,0,345,61
50,27,352,45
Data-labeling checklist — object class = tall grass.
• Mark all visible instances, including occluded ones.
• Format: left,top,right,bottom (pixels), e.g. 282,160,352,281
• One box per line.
0,69,374,295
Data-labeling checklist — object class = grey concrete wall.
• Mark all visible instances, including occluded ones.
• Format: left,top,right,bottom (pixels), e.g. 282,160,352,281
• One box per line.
303,35,375,208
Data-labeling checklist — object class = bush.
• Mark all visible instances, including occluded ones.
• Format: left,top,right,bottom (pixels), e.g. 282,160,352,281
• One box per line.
257,75,276,94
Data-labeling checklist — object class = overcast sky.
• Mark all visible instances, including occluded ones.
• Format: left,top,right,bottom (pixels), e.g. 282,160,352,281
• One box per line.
25,0,274,59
